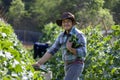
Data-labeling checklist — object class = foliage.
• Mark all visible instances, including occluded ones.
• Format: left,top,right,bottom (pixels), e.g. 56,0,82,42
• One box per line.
103,0,120,24
76,0,114,29
0,21,43,80
82,25,120,80
29,0,61,29
111,1,120,25
1,0,119,32
66,34,82,54
69,34,81,48
8,0,25,19
7,0,27,30
103,0,119,9
41,22,63,43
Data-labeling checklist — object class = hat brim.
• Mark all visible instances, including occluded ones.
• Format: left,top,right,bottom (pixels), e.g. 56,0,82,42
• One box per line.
56,20,62,26
56,18,76,27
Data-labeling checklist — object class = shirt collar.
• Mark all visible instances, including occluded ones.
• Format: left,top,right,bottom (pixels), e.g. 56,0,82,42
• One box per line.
63,26,76,36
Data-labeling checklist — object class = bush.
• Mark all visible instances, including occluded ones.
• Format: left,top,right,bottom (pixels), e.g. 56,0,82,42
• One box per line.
82,25,120,80
0,21,43,80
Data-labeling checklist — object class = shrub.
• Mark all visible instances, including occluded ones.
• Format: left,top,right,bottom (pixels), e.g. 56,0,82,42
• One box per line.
0,21,43,80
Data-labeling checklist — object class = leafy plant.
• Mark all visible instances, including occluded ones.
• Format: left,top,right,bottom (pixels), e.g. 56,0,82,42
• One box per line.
82,25,120,80
66,34,82,54
69,34,81,48
0,21,43,80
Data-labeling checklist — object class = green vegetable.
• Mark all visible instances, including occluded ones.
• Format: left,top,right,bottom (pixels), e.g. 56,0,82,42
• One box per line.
66,34,82,53
69,34,82,48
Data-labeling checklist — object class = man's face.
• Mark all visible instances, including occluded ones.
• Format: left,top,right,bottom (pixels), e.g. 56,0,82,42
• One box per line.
62,19,73,31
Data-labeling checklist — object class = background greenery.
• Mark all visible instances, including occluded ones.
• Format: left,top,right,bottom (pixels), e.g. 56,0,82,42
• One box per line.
0,0,120,80
0,0,120,31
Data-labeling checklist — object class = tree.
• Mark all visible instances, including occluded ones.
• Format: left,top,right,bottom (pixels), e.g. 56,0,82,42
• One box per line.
29,0,61,29
6,0,117,32
103,0,119,9
75,0,114,30
7,0,26,29
103,0,120,25
111,1,120,25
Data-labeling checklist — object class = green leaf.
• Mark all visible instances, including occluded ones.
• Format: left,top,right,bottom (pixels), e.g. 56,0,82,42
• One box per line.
111,68,117,75
3,75,11,80
14,64,23,72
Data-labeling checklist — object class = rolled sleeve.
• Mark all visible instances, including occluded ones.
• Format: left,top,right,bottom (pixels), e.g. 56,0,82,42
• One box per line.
47,35,61,55
76,33,87,58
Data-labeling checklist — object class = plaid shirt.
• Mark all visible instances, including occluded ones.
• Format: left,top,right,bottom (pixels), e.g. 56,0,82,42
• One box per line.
47,26,87,62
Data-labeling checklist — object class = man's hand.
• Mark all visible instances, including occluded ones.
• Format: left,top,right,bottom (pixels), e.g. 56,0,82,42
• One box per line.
32,52,52,71
32,62,41,71
66,40,73,52
66,40,77,55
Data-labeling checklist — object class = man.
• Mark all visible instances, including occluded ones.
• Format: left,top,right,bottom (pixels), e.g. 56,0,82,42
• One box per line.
32,12,87,80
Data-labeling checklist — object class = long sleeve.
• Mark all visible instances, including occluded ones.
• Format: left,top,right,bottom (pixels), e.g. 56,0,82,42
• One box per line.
47,34,61,55
76,33,87,59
